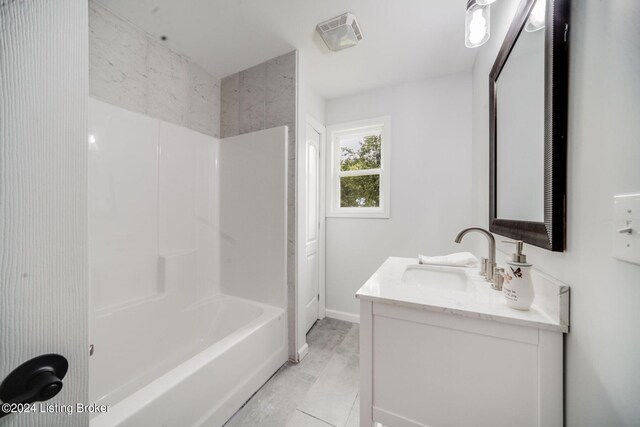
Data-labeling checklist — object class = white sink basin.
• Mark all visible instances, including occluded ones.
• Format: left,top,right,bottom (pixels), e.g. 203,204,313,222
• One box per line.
401,265,474,292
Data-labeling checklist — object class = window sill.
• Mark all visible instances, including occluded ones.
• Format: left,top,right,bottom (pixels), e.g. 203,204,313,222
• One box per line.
326,210,390,219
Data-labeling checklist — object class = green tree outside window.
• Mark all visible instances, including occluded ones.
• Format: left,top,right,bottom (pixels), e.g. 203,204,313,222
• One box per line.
339,134,381,207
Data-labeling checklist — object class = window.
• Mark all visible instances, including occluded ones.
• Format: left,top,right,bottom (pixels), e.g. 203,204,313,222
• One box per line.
327,117,390,218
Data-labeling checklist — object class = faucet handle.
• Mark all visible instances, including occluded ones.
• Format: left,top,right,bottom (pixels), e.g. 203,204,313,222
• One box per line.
492,267,506,291
479,257,488,276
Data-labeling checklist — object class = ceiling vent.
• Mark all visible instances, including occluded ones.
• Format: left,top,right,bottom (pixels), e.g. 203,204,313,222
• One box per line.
316,12,363,52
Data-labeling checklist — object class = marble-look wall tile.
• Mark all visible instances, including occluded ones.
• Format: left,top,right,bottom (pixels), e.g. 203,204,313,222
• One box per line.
220,74,240,138
89,0,220,138
239,63,267,134
146,39,189,127
266,51,296,145
288,157,297,207
187,61,220,138
89,1,148,114
220,50,296,142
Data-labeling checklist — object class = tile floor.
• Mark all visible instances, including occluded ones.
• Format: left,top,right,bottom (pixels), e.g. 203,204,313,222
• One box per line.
225,318,360,427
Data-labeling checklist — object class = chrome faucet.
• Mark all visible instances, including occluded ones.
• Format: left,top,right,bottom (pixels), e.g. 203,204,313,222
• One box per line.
454,226,496,284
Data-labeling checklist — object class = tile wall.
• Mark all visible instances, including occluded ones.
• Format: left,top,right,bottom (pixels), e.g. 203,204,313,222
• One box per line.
89,0,221,138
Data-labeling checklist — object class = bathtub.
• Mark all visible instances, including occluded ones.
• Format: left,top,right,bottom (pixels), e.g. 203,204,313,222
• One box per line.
90,295,287,427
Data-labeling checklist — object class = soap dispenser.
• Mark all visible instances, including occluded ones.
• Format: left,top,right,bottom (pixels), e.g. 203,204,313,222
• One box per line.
501,240,534,311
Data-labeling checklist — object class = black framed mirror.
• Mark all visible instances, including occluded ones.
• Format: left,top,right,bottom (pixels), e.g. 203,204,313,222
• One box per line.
489,0,569,251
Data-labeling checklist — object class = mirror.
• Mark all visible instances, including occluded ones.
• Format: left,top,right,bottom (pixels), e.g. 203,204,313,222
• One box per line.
496,20,545,222
489,0,569,251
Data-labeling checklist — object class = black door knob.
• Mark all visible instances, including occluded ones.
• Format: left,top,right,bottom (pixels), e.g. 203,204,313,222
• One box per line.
0,354,68,419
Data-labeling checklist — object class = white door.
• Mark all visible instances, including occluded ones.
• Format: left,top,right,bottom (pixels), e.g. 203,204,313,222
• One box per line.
0,2,89,426
303,124,321,333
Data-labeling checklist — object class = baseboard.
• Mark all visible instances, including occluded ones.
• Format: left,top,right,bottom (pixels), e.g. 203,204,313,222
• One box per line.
297,342,309,361
373,407,426,427
325,308,360,324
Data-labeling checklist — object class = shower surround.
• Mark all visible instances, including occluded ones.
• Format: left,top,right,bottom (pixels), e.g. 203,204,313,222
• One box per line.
90,0,300,361
88,99,288,426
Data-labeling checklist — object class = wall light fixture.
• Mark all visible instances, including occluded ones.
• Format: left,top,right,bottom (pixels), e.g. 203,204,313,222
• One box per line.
465,0,491,48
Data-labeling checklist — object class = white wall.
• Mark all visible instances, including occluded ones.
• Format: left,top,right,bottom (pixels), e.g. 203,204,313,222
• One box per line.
325,73,473,316
471,1,640,425
219,127,288,310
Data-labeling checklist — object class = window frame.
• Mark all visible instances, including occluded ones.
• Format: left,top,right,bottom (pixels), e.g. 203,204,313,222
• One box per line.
326,116,391,218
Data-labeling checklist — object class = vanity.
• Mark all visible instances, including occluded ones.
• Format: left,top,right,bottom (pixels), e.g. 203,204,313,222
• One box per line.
355,0,571,424
356,257,569,427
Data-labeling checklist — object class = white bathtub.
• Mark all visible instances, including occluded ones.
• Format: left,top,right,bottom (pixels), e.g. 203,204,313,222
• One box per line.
90,295,287,427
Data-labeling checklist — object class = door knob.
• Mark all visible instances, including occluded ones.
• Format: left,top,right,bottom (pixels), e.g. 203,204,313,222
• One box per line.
0,354,68,418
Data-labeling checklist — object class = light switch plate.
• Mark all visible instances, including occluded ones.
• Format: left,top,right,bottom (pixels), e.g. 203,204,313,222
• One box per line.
613,194,640,265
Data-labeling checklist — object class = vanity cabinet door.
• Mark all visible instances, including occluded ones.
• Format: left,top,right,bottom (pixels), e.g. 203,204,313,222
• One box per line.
360,302,562,427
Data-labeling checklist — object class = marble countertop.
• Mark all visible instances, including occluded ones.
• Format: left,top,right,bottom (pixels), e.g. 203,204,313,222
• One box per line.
356,257,569,333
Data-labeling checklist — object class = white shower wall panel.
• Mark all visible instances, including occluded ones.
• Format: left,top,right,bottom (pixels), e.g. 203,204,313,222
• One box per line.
88,99,160,309
219,127,288,309
159,121,221,299
88,98,221,310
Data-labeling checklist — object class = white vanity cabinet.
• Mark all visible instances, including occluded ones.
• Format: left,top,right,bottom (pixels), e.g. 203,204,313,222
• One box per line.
357,257,569,427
